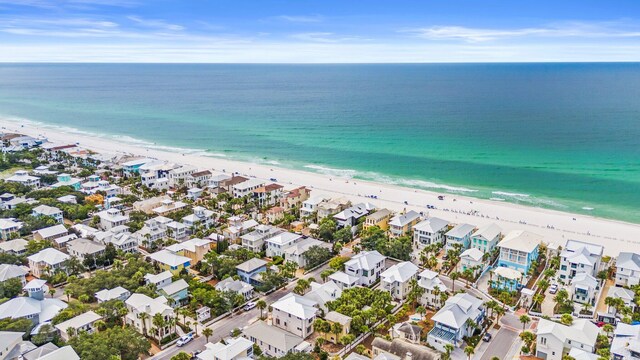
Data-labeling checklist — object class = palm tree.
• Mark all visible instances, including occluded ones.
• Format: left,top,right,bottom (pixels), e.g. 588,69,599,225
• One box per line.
443,344,454,360
202,327,213,342
256,300,267,319
152,313,166,341
118,306,128,328
464,345,475,360
48,288,56,298
331,322,343,343
94,320,107,332
532,293,544,309
519,314,531,331
64,288,72,302
137,312,149,337
495,307,506,323
450,272,460,292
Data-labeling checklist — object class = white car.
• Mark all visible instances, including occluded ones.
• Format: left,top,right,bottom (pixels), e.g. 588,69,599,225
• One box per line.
243,301,257,311
549,284,559,294
176,333,194,347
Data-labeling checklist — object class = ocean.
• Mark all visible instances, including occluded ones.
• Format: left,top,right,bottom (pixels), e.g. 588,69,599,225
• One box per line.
0,63,638,223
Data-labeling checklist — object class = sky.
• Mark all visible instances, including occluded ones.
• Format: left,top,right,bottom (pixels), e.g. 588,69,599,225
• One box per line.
1,0,640,62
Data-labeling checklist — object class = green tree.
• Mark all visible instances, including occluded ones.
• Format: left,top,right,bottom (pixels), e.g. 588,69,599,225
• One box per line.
171,352,191,360
302,246,333,270
68,326,150,360
202,327,213,342
464,345,475,360
519,314,531,331
560,314,574,326
0,277,23,298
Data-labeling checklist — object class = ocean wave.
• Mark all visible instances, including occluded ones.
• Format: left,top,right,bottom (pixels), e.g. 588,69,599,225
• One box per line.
303,164,358,178
492,191,530,198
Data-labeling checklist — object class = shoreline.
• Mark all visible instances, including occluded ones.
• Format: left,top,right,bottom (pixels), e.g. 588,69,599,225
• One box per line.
2,117,639,256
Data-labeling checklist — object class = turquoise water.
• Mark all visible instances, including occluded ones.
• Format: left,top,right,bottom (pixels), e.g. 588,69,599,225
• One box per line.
0,63,638,223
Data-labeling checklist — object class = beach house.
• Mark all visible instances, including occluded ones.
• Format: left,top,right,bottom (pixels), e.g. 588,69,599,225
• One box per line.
271,293,319,338
0,280,67,325
388,210,421,238
66,238,106,263
232,178,265,198
444,223,476,251
283,237,332,268
236,258,268,285
558,240,603,282
253,183,284,207
152,199,187,216
427,293,485,352
0,264,28,285
303,281,342,312
280,186,310,211
615,251,640,287
96,208,129,231
197,337,254,360
299,196,327,219
51,173,81,190
148,249,191,274
344,250,386,286
265,231,302,258
167,165,196,187
535,318,599,360
0,238,28,255
459,248,485,275
413,217,449,248
364,208,392,231
186,169,212,188
240,224,282,253
242,321,305,358
27,248,70,278
470,223,502,253
95,286,131,303
54,311,102,341
32,224,68,242
417,269,448,309
121,158,154,177
0,219,21,240
31,205,63,224
165,237,213,264
139,161,176,190
569,272,599,305
144,271,173,289
215,278,254,300
181,206,215,230
125,293,175,340
6,170,40,188
496,230,542,275
333,203,375,230
316,197,350,221
380,261,419,301
328,271,359,290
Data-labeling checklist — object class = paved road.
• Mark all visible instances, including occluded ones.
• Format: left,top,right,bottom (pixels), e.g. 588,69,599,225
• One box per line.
476,313,535,360
150,260,335,359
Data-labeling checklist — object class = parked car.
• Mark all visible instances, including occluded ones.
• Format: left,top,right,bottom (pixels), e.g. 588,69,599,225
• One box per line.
177,333,194,347
549,284,559,294
482,333,492,342
595,321,606,328
243,301,257,311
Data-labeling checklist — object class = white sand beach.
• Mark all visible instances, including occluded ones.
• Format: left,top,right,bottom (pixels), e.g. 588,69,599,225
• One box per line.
2,118,639,256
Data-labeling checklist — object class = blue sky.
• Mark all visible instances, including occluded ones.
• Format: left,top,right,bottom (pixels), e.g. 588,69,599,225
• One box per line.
1,0,640,62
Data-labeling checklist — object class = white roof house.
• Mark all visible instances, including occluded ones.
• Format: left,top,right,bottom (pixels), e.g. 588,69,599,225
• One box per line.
460,248,485,263
536,318,599,360
165,237,212,253
66,238,106,260
471,223,502,241
414,217,449,233
389,210,421,228
148,250,191,269
125,293,173,316
559,240,604,280
242,321,304,357
431,293,484,329
0,296,67,324
6,170,39,187
328,271,359,290
38,346,80,360
380,262,419,284
611,322,640,360
27,248,70,267
498,230,543,253
0,238,28,254
33,224,68,240
616,251,640,287
144,270,173,288
95,286,131,303
54,311,102,340
417,269,447,292
197,337,254,360
32,205,63,218
0,264,28,283
344,250,386,286
265,232,303,257
303,281,342,312
271,293,318,320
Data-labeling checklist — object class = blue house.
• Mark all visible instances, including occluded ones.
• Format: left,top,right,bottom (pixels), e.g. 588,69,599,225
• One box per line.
158,278,189,307
444,223,476,251
122,158,153,177
427,293,485,353
491,266,524,291
496,230,543,275
236,258,268,286
52,173,82,191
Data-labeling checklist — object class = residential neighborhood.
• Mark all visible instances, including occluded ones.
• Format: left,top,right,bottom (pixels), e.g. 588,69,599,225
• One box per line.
0,134,636,360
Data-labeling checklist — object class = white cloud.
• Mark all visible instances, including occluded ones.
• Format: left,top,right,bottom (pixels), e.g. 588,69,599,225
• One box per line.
405,21,640,42
127,15,184,31
274,15,323,23
290,32,362,43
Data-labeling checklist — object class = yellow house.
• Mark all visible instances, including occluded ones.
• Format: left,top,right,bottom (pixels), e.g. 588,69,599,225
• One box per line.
165,238,213,264
148,249,191,275
324,311,352,344
364,208,392,231
389,210,422,238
